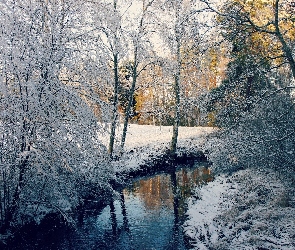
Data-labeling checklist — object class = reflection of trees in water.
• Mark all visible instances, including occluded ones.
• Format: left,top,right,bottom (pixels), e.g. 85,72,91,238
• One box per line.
177,167,213,217
124,166,213,213
106,190,134,249
171,169,181,249
110,195,117,236
106,166,213,249
134,175,174,210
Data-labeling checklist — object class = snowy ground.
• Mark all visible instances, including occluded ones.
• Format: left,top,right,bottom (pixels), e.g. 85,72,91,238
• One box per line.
183,168,295,250
99,124,295,250
99,124,214,172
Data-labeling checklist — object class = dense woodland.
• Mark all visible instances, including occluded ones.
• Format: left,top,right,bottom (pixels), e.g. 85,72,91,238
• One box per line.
0,0,295,240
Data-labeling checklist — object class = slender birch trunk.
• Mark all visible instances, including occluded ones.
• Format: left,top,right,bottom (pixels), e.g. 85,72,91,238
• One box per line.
108,0,120,158
170,4,181,156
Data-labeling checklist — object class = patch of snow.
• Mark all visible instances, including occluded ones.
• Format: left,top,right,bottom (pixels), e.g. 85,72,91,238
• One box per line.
123,125,213,149
102,124,214,172
184,175,238,249
184,168,295,250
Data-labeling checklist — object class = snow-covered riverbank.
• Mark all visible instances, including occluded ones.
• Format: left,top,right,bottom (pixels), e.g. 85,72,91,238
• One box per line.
184,168,295,250
100,124,295,250
100,124,215,173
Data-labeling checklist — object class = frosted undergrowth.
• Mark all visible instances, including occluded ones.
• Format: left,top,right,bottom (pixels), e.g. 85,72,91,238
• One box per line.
184,168,295,250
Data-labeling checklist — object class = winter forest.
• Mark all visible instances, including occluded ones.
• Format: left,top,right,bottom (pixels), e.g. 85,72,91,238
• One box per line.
1,0,295,249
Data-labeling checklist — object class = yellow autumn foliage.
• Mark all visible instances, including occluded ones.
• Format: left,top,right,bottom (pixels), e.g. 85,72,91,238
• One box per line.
222,0,295,66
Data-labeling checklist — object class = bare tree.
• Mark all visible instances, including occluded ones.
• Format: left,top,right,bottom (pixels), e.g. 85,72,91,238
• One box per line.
158,0,206,155
120,0,157,151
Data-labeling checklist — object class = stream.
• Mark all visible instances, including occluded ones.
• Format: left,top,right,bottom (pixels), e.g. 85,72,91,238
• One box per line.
7,163,212,250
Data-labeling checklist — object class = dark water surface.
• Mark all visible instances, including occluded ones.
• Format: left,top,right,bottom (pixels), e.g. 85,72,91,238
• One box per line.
8,164,212,250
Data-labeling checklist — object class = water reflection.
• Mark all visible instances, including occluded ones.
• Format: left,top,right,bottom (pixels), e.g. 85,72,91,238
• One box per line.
171,169,181,249
103,165,212,250
125,174,174,210
7,165,212,249
110,195,118,236
125,166,212,215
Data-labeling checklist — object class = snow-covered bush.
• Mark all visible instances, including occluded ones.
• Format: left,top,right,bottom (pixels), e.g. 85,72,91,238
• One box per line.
204,90,295,174
184,168,295,250
0,0,112,229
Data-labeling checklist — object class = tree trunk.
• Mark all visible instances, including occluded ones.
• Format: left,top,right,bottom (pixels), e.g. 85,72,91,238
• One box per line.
108,53,119,158
170,10,181,156
7,68,32,226
170,72,181,155
120,2,149,151
120,60,137,151
7,132,30,227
